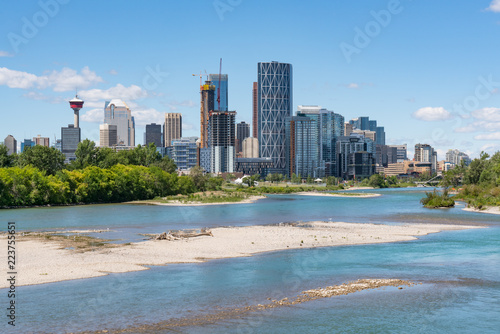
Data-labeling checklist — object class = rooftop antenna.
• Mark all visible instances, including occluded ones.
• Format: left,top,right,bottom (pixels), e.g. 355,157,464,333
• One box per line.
217,58,222,110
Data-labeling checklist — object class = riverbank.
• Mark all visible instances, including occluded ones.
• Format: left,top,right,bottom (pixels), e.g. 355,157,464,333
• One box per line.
0,221,482,288
130,195,266,206
296,192,381,198
463,206,500,215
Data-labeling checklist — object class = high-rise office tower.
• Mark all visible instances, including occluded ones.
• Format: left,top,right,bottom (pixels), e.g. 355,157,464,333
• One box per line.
296,106,344,177
349,116,385,145
208,74,228,111
3,135,17,155
61,126,80,162
236,121,250,153
33,135,50,147
336,133,376,179
445,149,471,166
286,114,321,178
200,80,215,148
209,111,236,173
164,113,182,147
145,123,162,147
252,82,258,138
414,143,437,173
100,124,118,147
258,61,292,174
21,139,35,152
104,99,135,147
388,144,407,162
242,137,259,158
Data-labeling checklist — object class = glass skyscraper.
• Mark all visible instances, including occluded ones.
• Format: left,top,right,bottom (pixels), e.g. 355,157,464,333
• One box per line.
104,99,135,147
258,61,292,174
296,106,345,177
286,114,320,178
208,74,228,111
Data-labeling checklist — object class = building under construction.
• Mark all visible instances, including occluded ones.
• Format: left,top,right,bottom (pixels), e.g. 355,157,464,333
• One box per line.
200,80,215,148
208,110,236,173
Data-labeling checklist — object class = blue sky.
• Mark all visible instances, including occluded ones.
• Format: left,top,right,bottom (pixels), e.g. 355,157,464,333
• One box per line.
1,0,500,159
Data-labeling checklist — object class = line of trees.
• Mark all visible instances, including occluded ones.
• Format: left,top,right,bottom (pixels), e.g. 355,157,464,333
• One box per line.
0,140,224,208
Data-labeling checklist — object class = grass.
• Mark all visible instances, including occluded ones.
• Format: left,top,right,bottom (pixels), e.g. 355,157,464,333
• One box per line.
149,191,257,204
14,232,115,252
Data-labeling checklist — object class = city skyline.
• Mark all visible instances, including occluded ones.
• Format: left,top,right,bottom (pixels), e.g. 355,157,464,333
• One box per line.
1,1,500,160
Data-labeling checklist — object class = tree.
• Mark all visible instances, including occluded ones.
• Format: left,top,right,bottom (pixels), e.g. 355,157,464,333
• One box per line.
189,166,209,191
463,152,489,185
0,144,14,168
367,174,387,188
291,173,301,184
150,156,177,174
17,145,65,175
326,176,337,186
74,139,99,168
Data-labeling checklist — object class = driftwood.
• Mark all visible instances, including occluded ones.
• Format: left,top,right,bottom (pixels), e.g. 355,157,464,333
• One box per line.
155,230,213,241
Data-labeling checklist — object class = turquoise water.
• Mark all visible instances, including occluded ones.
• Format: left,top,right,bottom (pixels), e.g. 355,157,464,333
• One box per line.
1,188,499,333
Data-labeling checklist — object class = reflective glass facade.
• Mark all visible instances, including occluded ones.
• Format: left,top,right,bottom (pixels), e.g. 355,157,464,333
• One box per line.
208,74,228,111
258,62,292,174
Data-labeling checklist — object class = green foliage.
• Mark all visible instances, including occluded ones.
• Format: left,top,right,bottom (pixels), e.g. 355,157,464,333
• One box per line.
454,151,500,208
291,173,301,184
0,164,193,207
420,189,455,208
16,145,65,175
0,144,14,168
367,174,388,188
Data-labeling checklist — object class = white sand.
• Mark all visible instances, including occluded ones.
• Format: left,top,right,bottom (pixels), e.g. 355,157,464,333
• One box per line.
132,195,266,206
344,186,375,191
463,206,500,215
0,222,482,288
296,192,381,198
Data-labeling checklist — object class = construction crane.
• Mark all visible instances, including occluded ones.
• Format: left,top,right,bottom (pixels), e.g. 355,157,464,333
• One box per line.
217,58,222,110
192,70,208,86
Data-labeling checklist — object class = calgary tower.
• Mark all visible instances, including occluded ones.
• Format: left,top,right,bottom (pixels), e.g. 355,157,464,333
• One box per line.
69,95,84,128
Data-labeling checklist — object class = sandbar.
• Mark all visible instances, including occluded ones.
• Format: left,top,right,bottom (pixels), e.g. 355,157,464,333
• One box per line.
295,191,381,198
0,221,482,288
463,206,500,215
131,195,266,206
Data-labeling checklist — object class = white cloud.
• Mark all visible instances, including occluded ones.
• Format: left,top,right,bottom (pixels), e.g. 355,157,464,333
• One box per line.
109,69,118,75
487,0,500,12
46,66,103,92
81,108,103,123
412,107,453,121
131,108,164,126
471,107,500,121
79,84,147,103
347,83,359,89
474,132,500,140
456,120,500,133
0,66,102,91
0,51,13,57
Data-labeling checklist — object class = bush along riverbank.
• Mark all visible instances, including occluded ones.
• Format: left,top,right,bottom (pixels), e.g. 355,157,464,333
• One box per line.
420,189,455,208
